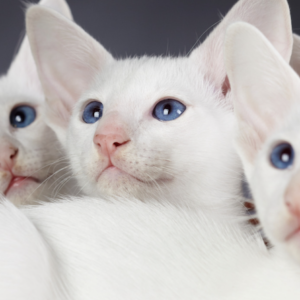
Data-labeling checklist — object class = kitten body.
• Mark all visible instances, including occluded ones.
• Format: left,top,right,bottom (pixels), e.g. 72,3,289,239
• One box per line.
26,0,292,215
0,0,75,206
1,197,300,299
225,22,300,263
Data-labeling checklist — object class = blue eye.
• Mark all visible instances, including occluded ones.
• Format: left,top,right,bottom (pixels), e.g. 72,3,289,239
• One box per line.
270,143,294,169
10,105,36,128
153,99,186,121
83,101,103,124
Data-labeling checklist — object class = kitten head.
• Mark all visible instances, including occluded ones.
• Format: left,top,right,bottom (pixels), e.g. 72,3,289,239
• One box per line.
0,0,73,206
26,0,292,211
225,22,300,262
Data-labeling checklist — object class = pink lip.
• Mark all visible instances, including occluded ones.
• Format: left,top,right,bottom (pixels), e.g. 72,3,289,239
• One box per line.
4,176,39,195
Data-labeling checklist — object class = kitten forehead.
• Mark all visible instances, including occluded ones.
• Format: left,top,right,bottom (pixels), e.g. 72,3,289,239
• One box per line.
269,105,300,140
80,56,212,109
0,75,44,108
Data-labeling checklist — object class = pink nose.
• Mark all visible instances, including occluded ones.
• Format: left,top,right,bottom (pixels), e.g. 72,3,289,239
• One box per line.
93,126,130,157
0,144,18,171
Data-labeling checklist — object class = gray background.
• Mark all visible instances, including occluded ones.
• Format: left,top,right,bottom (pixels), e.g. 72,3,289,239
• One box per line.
0,0,299,73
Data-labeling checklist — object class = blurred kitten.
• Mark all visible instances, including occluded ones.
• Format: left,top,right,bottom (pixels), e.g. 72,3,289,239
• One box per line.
0,0,76,206
226,22,300,263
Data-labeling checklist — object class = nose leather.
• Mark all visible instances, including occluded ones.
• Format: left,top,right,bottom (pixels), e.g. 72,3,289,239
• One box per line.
0,142,18,171
93,116,130,157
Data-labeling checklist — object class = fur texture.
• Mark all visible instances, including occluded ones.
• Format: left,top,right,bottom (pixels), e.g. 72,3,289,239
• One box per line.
0,3,299,298
0,197,300,299
26,0,292,215
225,22,300,263
0,0,76,206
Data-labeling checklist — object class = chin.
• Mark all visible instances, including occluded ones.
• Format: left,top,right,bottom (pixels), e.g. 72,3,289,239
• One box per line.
96,167,148,198
285,237,300,264
6,181,41,206
268,216,300,264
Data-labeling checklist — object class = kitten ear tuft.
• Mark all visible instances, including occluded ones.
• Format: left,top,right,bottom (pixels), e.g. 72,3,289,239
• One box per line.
26,5,114,146
190,0,292,95
225,22,299,173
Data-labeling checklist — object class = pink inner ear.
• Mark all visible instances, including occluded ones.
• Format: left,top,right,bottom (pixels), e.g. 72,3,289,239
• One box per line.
222,76,231,97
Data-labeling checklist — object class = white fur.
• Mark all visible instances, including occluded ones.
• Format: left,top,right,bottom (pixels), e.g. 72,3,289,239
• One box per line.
290,33,300,76
0,0,76,206
0,198,64,300
225,22,300,263
1,4,299,297
26,0,292,214
0,197,300,299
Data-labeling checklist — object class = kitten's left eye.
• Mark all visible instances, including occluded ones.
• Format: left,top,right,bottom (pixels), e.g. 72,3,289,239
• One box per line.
270,142,294,169
153,99,186,121
83,101,103,124
10,105,36,128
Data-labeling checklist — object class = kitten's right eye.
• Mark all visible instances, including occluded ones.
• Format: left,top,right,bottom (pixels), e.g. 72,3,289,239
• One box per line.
10,105,36,128
270,142,294,170
83,101,103,124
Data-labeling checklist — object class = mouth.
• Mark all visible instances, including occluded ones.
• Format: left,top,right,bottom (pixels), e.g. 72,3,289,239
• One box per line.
4,176,40,196
97,164,144,183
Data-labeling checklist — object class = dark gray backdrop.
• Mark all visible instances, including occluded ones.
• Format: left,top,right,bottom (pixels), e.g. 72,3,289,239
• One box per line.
0,0,299,73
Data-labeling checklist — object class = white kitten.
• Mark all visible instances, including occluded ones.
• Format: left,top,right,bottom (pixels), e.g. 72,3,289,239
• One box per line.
26,0,292,216
0,0,75,206
225,22,300,263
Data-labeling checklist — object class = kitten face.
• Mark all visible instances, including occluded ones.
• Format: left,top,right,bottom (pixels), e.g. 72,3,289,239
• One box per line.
225,22,300,262
0,0,73,206
251,113,300,260
26,0,292,209
0,76,65,205
67,57,237,202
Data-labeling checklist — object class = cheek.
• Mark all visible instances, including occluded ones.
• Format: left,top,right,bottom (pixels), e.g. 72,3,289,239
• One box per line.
252,164,292,239
15,124,46,147
67,123,98,168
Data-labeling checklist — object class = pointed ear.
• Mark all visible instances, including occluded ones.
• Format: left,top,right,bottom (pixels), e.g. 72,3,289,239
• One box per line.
38,0,73,20
225,22,300,174
8,0,73,96
26,6,114,145
290,34,300,76
190,0,292,96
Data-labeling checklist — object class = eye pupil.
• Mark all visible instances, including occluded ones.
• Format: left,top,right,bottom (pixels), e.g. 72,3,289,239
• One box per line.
281,153,290,163
93,110,100,118
163,109,169,116
153,99,186,121
15,114,23,123
163,104,172,116
270,142,294,170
